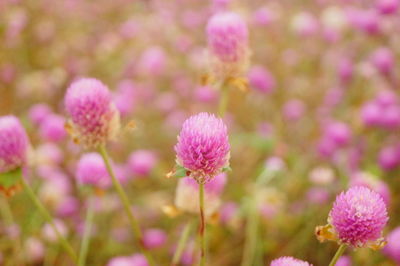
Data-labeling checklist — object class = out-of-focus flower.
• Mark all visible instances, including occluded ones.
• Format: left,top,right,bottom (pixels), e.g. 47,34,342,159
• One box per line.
143,228,167,249
252,7,275,26
309,167,335,185
350,171,391,205
42,219,68,243
291,12,319,37
206,12,249,80
28,104,52,125
128,150,158,178
335,256,351,266
39,114,67,142
64,78,120,149
248,65,275,94
0,115,29,173
175,173,227,217
376,0,399,15
107,254,148,266
174,112,230,183
378,145,400,170
24,237,44,263
138,46,167,77
337,58,354,84
194,86,218,103
383,227,400,263
283,99,305,121
324,121,351,147
270,256,312,266
370,47,394,75
316,186,388,249
76,153,111,188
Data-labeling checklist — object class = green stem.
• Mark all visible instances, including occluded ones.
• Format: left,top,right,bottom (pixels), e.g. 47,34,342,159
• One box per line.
78,197,95,266
20,178,77,263
98,145,155,266
199,182,206,266
218,84,229,117
240,197,259,266
171,221,193,266
328,244,346,266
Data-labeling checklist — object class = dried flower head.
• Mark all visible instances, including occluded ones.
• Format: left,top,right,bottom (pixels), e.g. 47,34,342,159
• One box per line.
64,78,120,149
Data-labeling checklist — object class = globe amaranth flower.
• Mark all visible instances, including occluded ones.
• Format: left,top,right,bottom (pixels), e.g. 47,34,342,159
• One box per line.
174,173,227,217
64,78,120,149
0,115,29,173
174,112,230,183
316,186,388,249
206,12,249,80
76,153,111,189
270,256,312,266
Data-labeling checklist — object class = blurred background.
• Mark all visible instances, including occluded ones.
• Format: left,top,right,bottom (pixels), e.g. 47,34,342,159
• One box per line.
1,0,400,265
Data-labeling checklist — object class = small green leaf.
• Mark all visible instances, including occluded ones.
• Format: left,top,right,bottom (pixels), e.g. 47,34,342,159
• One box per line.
0,168,23,188
174,165,189,178
222,166,232,172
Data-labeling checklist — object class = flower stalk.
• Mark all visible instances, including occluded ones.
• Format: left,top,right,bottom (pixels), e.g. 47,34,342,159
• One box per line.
328,244,346,266
199,182,206,266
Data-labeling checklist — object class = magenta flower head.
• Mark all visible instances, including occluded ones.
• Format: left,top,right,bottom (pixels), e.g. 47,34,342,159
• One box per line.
64,78,120,149
206,12,249,79
383,227,400,263
174,112,230,184
76,153,111,189
316,186,388,249
0,115,29,173
128,150,158,177
270,256,312,266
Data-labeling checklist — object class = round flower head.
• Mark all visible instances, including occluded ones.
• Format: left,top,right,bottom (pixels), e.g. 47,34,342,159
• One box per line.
326,186,388,248
174,112,230,183
206,12,249,79
76,153,111,188
64,78,120,149
270,256,312,266
0,115,29,173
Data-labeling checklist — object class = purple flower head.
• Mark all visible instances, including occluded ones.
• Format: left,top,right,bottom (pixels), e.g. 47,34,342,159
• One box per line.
324,121,351,147
143,228,167,249
383,227,400,263
64,78,120,149
206,12,249,78
248,65,276,94
283,99,305,121
370,47,394,75
174,112,230,183
28,103,52,125
128,150,158,177
361,102,381,127
378,145,400,171
76,153,111,188
376,0,399,15
39,114,67,142
270,256,312,266
0,115,29,173
329,186,388,248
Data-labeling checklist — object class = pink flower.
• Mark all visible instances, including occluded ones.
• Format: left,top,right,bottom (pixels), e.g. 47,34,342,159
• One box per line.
206,12,249,78
383,227,400,263
143,228,167,249
107,254,148,266
248,65,275,94
128,150,158,177
329,186,388,248
270,256,312,266
64,78,120,149
0,115,29,173
174,112,230,183
39,114,67,142
76,153,111,188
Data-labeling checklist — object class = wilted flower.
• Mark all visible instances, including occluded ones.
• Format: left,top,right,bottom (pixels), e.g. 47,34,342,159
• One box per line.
270,256,312,266
64,78,120,149
316,186,388,249
174,112,230,183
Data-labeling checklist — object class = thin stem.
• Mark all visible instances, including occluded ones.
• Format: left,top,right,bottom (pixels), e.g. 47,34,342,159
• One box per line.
20,178,78,263
78,197,95,266
171,221,193,266
240,197,259,266
218,85,229,117
328,244,346,266
199,182,206,266
98,145,155,266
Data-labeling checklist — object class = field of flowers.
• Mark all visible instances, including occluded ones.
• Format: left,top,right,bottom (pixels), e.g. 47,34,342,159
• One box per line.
1,0,400,265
